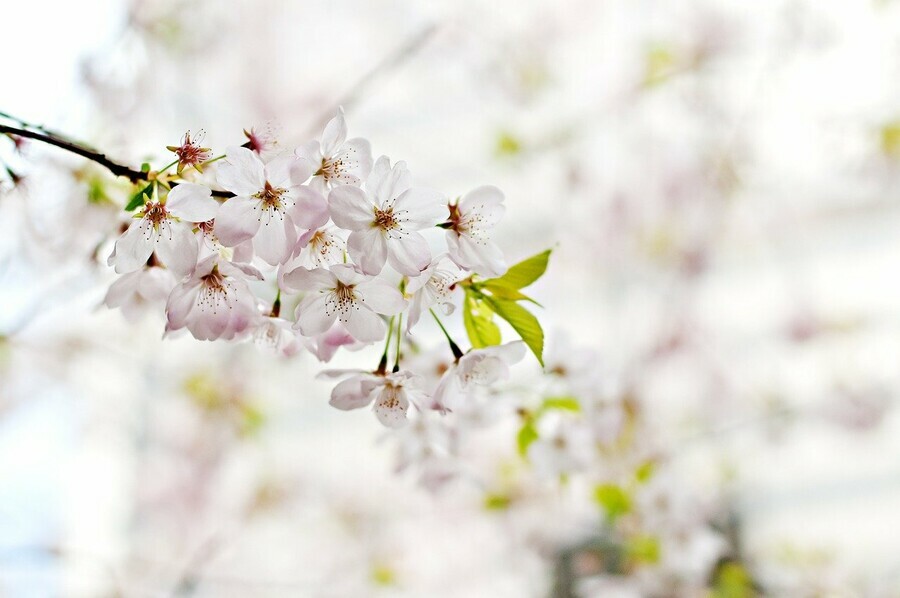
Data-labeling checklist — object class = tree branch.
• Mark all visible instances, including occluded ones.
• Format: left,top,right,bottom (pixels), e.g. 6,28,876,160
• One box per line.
0,116,233,198
0,123,147,182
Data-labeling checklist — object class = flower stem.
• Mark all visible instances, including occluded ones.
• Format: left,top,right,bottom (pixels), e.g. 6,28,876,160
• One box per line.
430,308,464,361
392,314,403,372
377,316,395,374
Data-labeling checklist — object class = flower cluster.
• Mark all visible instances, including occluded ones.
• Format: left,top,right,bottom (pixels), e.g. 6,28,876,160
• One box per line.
104,108,545,428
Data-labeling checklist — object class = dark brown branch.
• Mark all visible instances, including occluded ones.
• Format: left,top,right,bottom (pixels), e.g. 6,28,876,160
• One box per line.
0,119,234,198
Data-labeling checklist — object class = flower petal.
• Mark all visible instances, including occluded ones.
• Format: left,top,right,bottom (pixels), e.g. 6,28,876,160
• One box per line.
343,305,387,343
320,108,348,157
218,146,265,196
356,279,407,315
386,231,431,276
214,195,262,247
281,266,335,293
155,222,199,278
329,376,376,411
347,228,387,275
373,386,410,428
294,293,337,336
393,187,446,229
112,219,155,274
328,185,372,230
165,183,219,222
289,187,329,229
253,214,296,266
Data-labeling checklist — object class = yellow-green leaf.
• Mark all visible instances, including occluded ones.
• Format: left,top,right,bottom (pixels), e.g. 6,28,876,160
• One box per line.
483,249,551,290
540,396,581,413
484,297,544,366
517,420,539,456
593,483,631,522
463,291,501,348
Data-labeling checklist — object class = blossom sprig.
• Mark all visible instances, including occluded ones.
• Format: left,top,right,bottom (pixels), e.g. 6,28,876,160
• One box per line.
0,109,552,429
19,108,555,429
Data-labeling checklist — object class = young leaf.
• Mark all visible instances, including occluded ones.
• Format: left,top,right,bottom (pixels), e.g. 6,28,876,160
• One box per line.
540,396,581,413
483,249,551,290
593,483,632,522
480,281,539,304
516,420,539,456
125,183,153,212
463,291,501,348
484,297,544,366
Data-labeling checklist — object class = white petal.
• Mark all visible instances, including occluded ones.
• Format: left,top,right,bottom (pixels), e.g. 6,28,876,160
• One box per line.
321,108,348,157
328,185,373,230
165,280,200,330
155,222,199,278
218,146,266,196
386,232,431,276
112,219,155,274
294,140,322,165
406,292,426,332
368,158,411,206
103,270,142,308
459,185,506,227
215,195,262,247
393,188,446,229
356,279,406,315
373,387,410,428
294,293,337,336
289,187,329,229
333,137,372,181
264,156,301,188
281,266,335,293
347,228,387,275
165,183,219,222
343,306,386,343
329,377,375,411
253,214,296,265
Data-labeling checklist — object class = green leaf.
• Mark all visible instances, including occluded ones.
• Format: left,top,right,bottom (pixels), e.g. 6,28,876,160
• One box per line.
713,563,754,598
463,291,501,349
483,297,544,366
480,281,539,304
625,535,660,564
484,493,512,511
483,249,551,290
125,183,153,211
516,420,539,456
540,396,581,413
593,483,632,522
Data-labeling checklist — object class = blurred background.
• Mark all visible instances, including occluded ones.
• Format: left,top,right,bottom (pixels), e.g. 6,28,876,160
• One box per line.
3,0,900,596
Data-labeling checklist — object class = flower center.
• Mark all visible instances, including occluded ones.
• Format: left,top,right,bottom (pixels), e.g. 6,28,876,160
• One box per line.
317,157,343,180
198,267,232,314
254,181,287,209
373,206,398,231
325,281,359,321
144,202,169,228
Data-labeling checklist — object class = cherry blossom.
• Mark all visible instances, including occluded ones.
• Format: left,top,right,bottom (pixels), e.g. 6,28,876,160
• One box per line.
303,323,364,362
215,146,327,265
329,156,444,276
327,369,428,428
433,341,526,411
166,130,212,174
165,254,262,341
295,107,372,193
252,316,302,357
282,264,406,343
444,185,508,277
405,255,464,332
109,182,219,276
103,265,176,321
